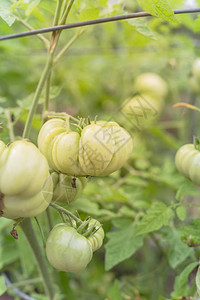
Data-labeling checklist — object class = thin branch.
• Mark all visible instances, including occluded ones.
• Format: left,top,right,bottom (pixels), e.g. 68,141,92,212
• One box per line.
54,28,84,63
15,16,49,47
1,8,200,41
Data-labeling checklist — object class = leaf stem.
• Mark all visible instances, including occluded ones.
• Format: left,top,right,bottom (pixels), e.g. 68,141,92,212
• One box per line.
5,109,15,142
20,218,56,299
50,202,82,225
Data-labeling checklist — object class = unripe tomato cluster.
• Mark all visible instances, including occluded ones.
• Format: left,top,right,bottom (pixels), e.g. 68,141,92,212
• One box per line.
0,114,132,273
122,73,168,129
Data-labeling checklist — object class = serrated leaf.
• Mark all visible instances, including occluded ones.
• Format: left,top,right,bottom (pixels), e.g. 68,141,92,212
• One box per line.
0,2,16,26
176,180,200,201
127,19,156,40
171,262,198,297
176,206,186,221
107,280,122,300
137,0,178,23
134,203,174,236
0,276,7,296
161,228,194,269
181,219,200,244
105,225,143,270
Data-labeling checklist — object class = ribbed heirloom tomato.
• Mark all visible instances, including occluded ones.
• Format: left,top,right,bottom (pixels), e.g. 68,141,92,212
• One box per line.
0,140,53,219
175,144,200,186
88,218,104,252
51,171,87,204
46,224,93,273
38,118,133,177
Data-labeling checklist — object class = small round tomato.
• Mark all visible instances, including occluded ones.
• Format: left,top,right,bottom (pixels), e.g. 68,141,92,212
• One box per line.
87,218,104,252
134,73,168,99
175,144,200,186
0,140,53,219
46,224,93,273
38,118,133,177
122,94,163,129
51,171,87,204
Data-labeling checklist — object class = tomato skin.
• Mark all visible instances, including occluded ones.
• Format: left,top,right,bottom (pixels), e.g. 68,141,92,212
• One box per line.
192,58,200,81
175,144,200,185
134,73,168,99
0,140,53,219
51,171,87,204
122,94,163,129
38,119,133,177
88,219,104,252
46,224,93,273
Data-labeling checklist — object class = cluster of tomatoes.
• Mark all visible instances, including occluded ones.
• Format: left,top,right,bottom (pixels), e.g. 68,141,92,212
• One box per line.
0,117,133,272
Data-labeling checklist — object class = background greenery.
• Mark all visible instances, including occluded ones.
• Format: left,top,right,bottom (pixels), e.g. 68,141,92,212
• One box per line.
1,0,200,299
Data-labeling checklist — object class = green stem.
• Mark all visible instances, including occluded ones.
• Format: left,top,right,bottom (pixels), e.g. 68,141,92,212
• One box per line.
22,54,54,138
20,218,55,299
60,0,75,25
50,202,82,225
5,109,15,142
45,206,54,232
54,29,84,63
44,71,52,114
7,277,42,289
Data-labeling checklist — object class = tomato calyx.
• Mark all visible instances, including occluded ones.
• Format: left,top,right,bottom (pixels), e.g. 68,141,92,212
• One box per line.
0,191,4,216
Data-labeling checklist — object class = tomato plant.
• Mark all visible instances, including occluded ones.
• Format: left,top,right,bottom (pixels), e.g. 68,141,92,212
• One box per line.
2,0,200,300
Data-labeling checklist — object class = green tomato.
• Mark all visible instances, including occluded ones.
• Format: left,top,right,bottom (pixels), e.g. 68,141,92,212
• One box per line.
88,218,104,252
38,118,133,177
134,73,168,99
122,94,163,129
175,144,200,186
0,140,53,219
189,76,200,94
46,224,93,273
51,171,87,204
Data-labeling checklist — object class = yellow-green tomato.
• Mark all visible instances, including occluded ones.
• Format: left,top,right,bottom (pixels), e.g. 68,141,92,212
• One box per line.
0,140,53,219
134,73,168,99
51,171,87,204
46,224,93,273
88,219,104,252
122,94,163,129
175,144,200,186
38,118,133,177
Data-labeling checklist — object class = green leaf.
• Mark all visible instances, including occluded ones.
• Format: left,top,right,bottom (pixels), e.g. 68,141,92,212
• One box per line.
105,225,143,270
25,0,41,16
134,203,174,236
176,206,186,221
137,0,178,23
0,218,12,232
0,276,7,296
181,219,200,245
127,19,156,40
171,261,198,297
0,2,16,26
161,228,194,269
79,8,99,21
176,180,200,201
107,280,122,300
